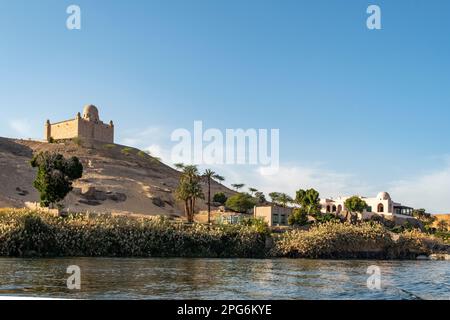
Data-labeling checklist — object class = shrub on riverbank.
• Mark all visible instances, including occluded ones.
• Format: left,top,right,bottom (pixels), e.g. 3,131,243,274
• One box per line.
0,209,446,259
392,229,447,258
0,209,267,258
272,221,446,259
273,221,394,259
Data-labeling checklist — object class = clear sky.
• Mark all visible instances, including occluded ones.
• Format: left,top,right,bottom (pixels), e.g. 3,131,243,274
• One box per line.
1,0,450,212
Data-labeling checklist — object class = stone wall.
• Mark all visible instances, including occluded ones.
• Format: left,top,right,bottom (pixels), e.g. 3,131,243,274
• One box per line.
46,118,114,143
78,119,113,143
46,119,78,141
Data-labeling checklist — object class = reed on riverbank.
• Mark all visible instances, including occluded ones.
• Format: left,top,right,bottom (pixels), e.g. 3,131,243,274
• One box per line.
0,209,267,258
0,209,446,259
272,221,447,259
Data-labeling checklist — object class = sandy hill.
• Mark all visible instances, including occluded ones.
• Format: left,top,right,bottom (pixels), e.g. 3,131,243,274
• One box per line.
0,137,234,217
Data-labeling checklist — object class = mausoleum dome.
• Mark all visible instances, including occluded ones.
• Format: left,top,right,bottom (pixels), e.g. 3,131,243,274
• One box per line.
83,104,99,122
377,192,391,200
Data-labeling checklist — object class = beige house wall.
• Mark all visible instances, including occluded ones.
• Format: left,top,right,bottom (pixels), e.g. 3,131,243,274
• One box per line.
254,205,292,226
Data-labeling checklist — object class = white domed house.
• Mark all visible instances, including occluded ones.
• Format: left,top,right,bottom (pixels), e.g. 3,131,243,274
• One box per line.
320,191,414,220
45,104,114,143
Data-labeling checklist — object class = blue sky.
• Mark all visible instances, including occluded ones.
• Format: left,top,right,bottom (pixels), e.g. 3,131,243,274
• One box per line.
1,0,450,212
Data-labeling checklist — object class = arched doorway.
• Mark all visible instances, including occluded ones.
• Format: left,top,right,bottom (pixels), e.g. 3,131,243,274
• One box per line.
326,205,331,213
332,205,337,213
337,205,342,213
377,203,384,213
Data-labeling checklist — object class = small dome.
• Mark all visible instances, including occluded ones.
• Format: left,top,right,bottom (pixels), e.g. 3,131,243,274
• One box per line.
377,192,391,200
83,104,99,122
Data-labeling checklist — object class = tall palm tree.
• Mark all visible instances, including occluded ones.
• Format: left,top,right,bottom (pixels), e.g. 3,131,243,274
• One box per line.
248,187,258,196
203,169,225,224
231,183,245,192
174,163,185,170
176,165,204,222
278,193,293,207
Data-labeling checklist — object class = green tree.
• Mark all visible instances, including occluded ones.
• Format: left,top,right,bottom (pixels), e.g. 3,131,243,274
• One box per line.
175,165,205,222
231,183,245,192
288,207,309,226
174,163,185,170
213,192,227,205
413,208,435,228
30,152,83,208
248,187,258,196
254,191,267,205
278,193,293,207
437,220,449,232
269,192,293,207
269,192,281,203
344,196,368,224
203,169,225,224
295,188,321,214
225,193,256,213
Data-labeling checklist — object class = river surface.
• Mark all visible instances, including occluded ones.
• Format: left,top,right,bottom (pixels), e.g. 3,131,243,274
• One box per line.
0,258,448,300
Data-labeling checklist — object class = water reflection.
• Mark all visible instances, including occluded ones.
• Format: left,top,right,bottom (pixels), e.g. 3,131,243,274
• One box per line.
0,258,448,300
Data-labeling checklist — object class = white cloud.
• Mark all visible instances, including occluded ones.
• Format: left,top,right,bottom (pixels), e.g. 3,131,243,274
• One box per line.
389,163,450,213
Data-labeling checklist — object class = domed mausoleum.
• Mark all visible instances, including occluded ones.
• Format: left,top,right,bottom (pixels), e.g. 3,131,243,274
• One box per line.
45,105,114,143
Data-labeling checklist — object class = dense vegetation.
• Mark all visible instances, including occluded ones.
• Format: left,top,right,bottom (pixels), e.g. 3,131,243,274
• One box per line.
273,221,446,259
0,209,446,259
0,209,267,258
225,193,256,213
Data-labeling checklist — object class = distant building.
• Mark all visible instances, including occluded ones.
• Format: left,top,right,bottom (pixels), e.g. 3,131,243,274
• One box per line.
217,212,245,225
320,192,414,219
254,205,293,227
45,104,114,143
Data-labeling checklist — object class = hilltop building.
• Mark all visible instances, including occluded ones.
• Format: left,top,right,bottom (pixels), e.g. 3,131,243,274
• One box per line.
45,105,114,143
320,192,414,219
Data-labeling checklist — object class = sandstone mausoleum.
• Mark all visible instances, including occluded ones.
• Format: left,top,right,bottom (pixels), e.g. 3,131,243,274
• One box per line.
45,105,114,143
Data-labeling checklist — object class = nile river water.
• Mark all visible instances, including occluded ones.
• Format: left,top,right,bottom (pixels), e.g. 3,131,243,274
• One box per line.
0,258,448,300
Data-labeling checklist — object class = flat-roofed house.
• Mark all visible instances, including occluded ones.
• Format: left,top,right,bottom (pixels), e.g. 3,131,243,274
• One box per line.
254,205,293,227
320,192,414,219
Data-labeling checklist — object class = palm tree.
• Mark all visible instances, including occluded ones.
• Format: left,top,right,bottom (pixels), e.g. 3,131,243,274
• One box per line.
174,163,185,171
203,169,225,224
248,187,258,196
175,165,204,222
231,183,245,192
269,192,281,204
269,192,293,207
254,191,266,204
278,193,293,207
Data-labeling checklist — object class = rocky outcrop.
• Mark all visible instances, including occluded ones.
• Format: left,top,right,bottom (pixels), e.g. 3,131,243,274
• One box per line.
76,186,127,205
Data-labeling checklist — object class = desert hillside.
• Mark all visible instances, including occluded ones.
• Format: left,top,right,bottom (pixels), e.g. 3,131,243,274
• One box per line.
0,137,234,217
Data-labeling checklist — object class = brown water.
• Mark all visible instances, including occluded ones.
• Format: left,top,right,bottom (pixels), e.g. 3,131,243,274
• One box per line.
0,258,448,300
